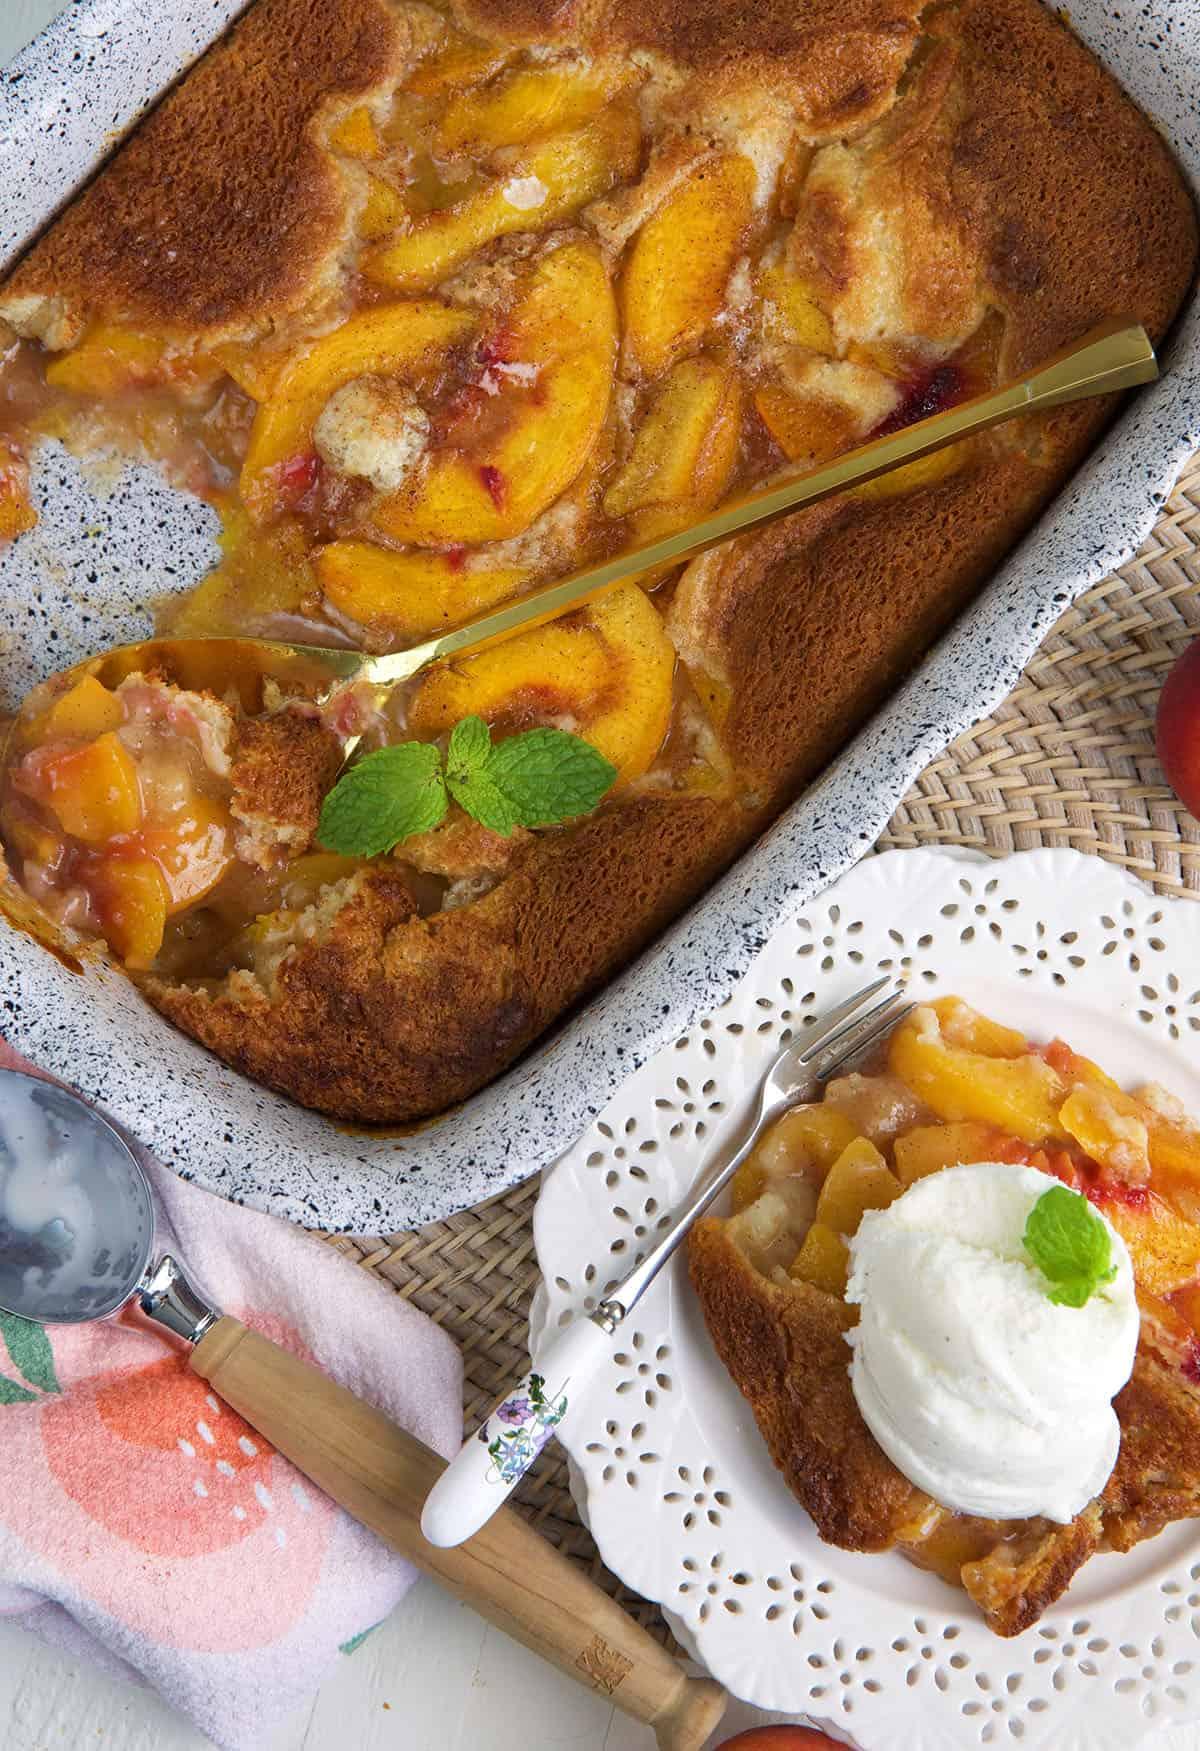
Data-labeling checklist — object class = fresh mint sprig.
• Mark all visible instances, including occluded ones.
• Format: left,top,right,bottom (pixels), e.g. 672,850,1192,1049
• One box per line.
1023,1183,1118,1309
316,742,446,859
317,715,617,856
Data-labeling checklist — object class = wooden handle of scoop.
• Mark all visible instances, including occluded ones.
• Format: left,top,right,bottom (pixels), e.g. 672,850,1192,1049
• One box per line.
191,1317,726,1751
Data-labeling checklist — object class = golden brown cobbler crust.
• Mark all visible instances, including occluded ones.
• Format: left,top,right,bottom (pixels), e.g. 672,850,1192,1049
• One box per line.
2,0,1197,1122
1,0,414,343
148,792,739,1120
229,713,344,864
688,1218,1200,1636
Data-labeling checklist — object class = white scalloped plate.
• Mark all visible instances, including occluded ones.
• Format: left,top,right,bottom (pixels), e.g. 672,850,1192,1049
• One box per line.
532,847,1200,1749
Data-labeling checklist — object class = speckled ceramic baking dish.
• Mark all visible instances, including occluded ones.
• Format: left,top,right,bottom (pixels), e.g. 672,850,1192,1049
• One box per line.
0,0,1195,1233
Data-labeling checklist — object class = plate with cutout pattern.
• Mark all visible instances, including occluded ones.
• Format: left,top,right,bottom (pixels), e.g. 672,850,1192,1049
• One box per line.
532,846,1200,1749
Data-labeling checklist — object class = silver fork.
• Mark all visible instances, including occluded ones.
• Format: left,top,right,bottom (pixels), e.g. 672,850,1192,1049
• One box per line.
421,976,914,1548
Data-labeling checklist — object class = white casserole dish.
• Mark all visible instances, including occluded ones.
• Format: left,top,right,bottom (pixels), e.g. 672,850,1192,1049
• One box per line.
0,0,1195,1233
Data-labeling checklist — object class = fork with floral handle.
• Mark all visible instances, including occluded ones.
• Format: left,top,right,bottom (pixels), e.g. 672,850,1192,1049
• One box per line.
422,975,913,1547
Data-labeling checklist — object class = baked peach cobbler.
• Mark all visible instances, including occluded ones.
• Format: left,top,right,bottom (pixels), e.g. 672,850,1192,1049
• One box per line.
689,997,1200,1634
0,0,1194,1121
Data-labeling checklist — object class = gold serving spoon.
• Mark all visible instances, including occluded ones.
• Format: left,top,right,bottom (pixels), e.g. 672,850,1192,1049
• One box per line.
23,318,1157,749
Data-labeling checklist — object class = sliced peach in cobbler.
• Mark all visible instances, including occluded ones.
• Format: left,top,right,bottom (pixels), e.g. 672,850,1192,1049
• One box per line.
621,153,759,379
756,255,836,356
240,300,477,520
374,238,617,546
690,996,1200,1636
0,436,35,542
3,674,238,970
435,60,634,157
403,29,511,99
316,541,529,646
43,324,223,399
407,584,674,785
363,100,640,293
604,357,741,541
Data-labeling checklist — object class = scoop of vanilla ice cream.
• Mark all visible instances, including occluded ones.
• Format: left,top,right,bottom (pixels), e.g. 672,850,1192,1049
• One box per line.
846,1162,1139,1523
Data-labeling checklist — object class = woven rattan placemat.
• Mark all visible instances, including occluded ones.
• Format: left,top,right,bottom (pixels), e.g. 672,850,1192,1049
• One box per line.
325,455,1200,1635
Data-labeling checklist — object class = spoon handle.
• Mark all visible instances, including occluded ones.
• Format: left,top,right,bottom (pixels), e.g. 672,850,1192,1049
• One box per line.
190,1315,727,1751
364,317,1157,688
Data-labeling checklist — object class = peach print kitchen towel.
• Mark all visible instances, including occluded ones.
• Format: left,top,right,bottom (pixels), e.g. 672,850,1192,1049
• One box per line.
0,1043,463,1751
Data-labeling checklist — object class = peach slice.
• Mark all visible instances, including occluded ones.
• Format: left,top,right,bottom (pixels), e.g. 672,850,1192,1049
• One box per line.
789,1221,851,1297
276,852,365,909
44,325,219,397
753,386,855,466
1102,1193,1200,1299
40,732,142,845
758,260,835,354
0,437,35,542
888,1006,1067,1146
364,101,640,294
240,301,476,521
933,996,1027,1058
405,34,510,98
1059,1078,1200,1208
437,61,627,156
317,541,527,643
4,812,63,871
327,105,382,159
139,796,233,913
845,339,923,381
1060,1084,1151,1184
360,175,409,242
814,1137,903,1234
407,583,674,784
730,1103,861,1212
730,1104,858,1214
621,154,757,378
603,357,741,530
88,856,169,969
376,239,617,545
851,443,967,503
34,676,124,745
767,1106,862,1177
893,1120,1007,1186
208,338,292,403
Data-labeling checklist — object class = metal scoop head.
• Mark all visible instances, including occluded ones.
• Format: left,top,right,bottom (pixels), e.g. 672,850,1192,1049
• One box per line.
0,1069,154,1323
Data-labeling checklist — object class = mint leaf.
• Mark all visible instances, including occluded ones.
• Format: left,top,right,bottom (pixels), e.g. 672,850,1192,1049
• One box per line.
446,715,491,782
316,718,616,854
481,728,617,829
445,715,520,832
317,743,447,857
1023,1184,1118,1308
448,764,522,836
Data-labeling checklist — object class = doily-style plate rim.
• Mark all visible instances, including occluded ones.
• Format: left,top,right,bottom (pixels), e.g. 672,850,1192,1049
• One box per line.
533,847,1200,1750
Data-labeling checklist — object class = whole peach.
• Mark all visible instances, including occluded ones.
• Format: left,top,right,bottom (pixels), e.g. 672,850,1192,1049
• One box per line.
1156,639,1200,818
718,1730,846,1750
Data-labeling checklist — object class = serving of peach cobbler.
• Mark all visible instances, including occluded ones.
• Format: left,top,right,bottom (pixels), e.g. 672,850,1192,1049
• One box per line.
0,0,1193,1123
689,997,1200,1635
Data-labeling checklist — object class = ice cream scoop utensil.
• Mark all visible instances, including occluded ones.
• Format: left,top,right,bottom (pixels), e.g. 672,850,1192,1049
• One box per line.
0,1069,726,1751
422,976,914,1548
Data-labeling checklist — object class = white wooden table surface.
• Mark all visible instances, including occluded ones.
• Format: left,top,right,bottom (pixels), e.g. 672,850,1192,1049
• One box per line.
1,4,1198,1748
